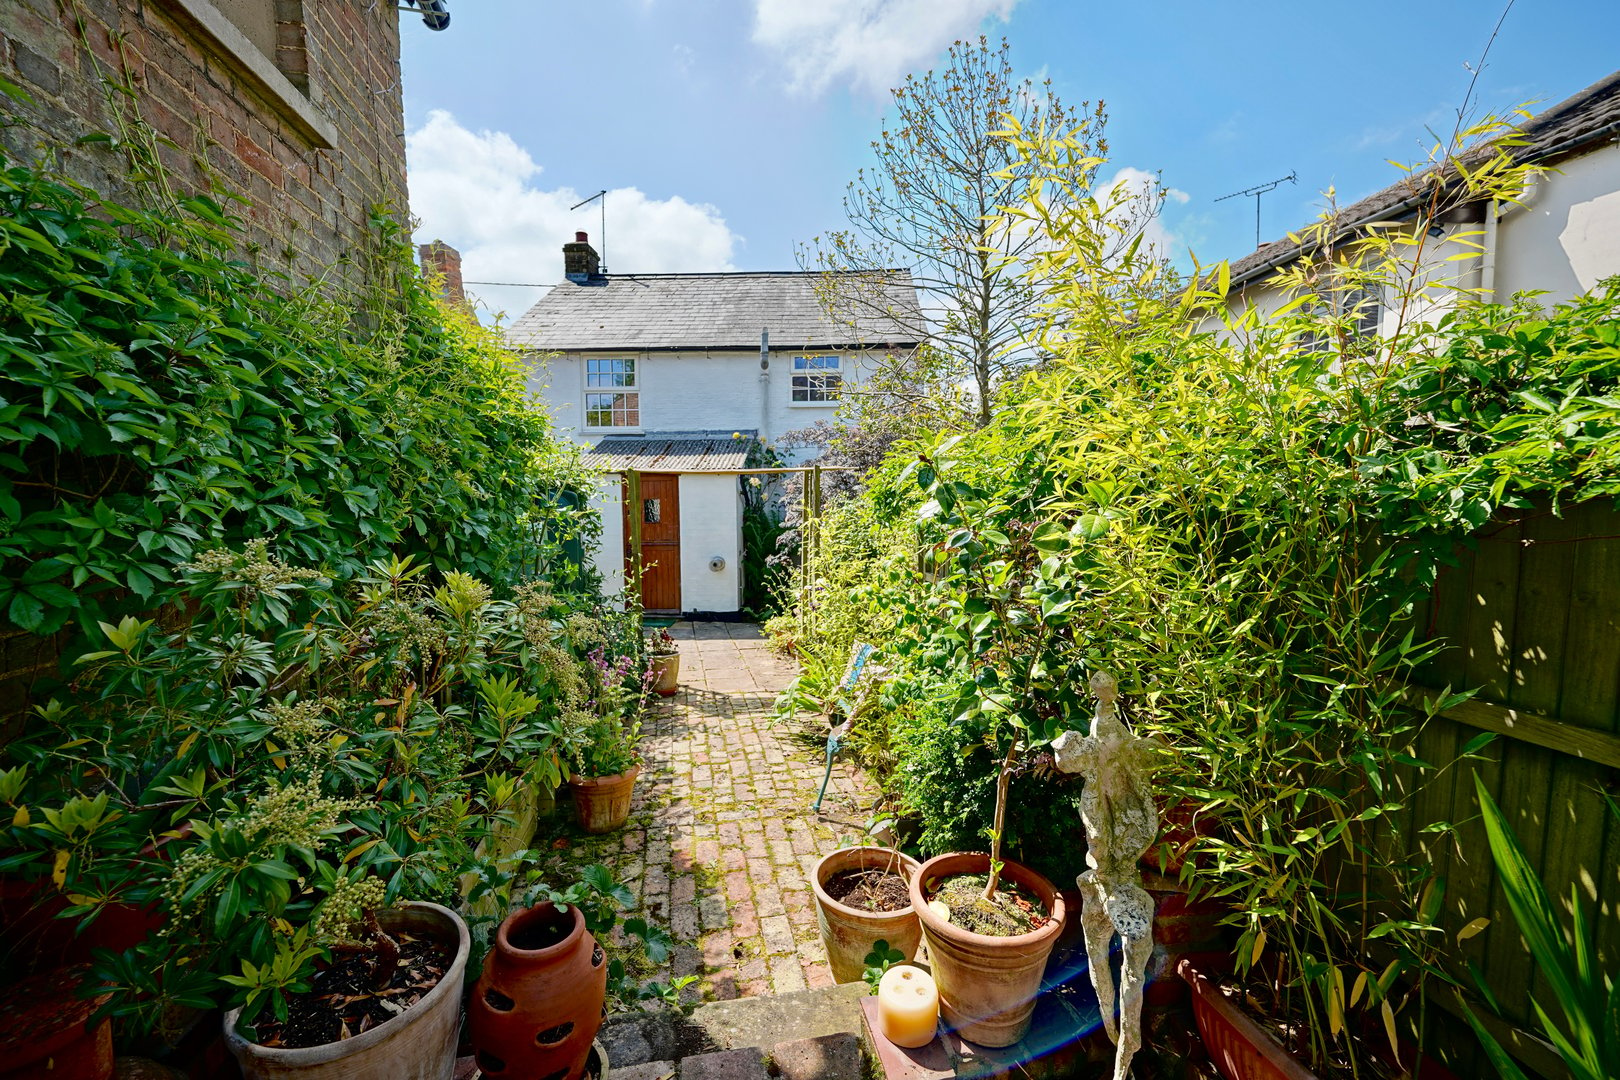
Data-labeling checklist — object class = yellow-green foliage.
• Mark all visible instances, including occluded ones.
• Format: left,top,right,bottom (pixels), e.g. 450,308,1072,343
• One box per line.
784,113,1620,1071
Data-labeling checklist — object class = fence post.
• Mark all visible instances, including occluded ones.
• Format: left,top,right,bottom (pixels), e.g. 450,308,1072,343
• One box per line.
626,469,643,606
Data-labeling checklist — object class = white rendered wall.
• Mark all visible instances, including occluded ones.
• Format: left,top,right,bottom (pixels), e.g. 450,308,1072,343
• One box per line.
677,474,742,613
589,477,624,599
523,348,884,457
1494,144,1620,305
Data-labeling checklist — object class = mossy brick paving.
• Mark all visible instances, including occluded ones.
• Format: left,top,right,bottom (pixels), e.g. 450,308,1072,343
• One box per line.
529,622,880,1002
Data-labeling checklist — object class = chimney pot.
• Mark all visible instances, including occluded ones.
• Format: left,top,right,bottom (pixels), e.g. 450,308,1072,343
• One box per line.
575,231,589,242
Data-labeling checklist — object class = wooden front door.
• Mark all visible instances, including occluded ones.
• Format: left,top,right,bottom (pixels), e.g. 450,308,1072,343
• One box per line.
625,473,681,613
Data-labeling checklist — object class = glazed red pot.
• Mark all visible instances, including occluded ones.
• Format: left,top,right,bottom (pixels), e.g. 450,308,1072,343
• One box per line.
0,965,113,1080
468,902,607,1080
569,766,639,834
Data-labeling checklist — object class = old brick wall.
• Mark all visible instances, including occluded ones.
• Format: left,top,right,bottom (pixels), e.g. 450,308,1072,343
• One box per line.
0,0,407,289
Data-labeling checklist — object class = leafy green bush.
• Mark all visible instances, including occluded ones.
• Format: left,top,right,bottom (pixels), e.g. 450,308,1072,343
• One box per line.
0,154,595,644
0,152,641,1037
0,544,646,1035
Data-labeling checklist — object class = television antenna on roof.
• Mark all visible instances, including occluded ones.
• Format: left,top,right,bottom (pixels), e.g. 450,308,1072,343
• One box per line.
570,189,608,275
1216,172,1296,248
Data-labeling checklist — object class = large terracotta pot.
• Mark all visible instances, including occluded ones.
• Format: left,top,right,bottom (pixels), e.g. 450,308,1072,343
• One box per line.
569,766,640,834
224,902,470,1080
812,847,922,983
0,965,113,1080
468,902,608,1080
649,653,680,697
909,853,1065,1048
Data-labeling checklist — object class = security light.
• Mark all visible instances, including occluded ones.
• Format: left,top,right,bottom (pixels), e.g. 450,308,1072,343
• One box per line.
399,1,450,30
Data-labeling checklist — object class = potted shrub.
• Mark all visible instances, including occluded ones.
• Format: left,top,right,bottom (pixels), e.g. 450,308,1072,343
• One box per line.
646,629,680,697
811,838,922,984
894,461,1084,1047
223,895,470,1079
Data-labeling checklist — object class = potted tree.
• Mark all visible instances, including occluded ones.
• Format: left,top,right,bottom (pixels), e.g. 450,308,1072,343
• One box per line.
645,629,681,697
898,460,1083,1047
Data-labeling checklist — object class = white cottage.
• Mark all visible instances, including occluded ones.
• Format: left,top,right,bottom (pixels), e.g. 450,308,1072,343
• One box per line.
506,236,921,615
1213,67,1620,331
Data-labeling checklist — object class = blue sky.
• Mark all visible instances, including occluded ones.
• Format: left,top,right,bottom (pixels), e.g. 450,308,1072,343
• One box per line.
400,0,1620,321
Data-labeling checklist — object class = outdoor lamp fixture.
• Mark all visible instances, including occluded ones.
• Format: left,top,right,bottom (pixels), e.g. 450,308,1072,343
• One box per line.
398,0,450,30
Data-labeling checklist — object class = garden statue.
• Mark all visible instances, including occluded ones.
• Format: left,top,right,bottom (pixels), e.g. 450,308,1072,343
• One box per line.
1050,671,1162,1080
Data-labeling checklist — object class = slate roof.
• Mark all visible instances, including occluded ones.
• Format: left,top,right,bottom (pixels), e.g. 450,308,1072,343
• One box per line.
506,270,922,353
1229,68,1620,288
583,431,756,472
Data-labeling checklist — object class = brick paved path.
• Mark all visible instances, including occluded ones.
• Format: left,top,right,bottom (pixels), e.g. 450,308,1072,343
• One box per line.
532,622,881,1002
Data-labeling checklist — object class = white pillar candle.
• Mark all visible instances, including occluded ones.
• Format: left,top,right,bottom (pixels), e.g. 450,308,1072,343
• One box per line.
877,964,939,1049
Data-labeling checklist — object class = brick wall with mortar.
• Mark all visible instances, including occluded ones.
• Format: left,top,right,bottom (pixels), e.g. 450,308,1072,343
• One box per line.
0,0,407,289
0,0,409,725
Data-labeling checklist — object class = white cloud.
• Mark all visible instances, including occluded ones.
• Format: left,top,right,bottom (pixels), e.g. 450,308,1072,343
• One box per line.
751,0,1020,98
406,110,740,322
1099,166,1191,262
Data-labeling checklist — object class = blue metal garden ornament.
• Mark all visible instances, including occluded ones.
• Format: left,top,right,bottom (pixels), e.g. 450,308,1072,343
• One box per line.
810,642,878,814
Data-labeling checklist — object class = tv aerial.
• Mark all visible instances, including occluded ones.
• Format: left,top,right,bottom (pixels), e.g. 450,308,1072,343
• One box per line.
1216,172,1296,248
571,190,608,275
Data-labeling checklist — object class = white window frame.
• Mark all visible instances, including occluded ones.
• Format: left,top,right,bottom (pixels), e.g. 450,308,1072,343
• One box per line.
790,355,842,405
583,358,642,431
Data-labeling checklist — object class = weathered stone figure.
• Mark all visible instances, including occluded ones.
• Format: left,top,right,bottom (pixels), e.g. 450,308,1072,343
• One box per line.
1050,672,1161,1080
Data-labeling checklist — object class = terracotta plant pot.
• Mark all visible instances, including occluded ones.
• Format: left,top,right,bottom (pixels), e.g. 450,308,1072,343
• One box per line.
468,902,608,1080
649,653,680,697
1179,955,1317,1080
570,766,640,834
811,846,923,983
1178,956,1461,1080
908,853,1066,1048
0,965,113,1080
224,902,470,1080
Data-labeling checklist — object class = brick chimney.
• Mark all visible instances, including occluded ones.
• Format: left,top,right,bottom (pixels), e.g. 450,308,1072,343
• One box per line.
564,231,601,283
418,240,466,306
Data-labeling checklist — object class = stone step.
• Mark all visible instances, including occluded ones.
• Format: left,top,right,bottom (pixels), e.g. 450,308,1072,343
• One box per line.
598,983,869,1080
600,982,871,1068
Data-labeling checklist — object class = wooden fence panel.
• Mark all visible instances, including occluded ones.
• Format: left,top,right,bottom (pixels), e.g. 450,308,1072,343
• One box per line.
1406,501,1620,1075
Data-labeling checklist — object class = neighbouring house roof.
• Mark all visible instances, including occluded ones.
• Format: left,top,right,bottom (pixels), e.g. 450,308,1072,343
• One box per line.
506,270,923,353
1228,68,1620,289
584,431,757,472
